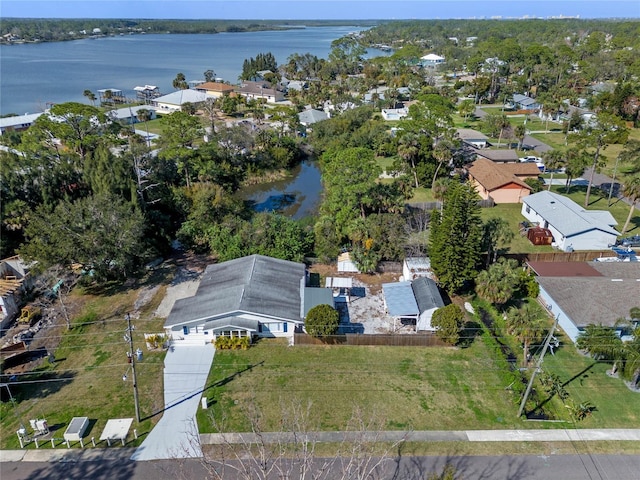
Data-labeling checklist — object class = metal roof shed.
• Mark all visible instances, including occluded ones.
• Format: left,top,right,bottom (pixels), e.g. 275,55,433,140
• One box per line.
382,282,419,318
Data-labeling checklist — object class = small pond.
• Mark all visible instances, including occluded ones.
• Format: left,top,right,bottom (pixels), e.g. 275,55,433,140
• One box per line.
240,160,323,219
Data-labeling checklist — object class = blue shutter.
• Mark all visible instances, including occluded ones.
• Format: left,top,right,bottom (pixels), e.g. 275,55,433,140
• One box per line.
283,322,288,333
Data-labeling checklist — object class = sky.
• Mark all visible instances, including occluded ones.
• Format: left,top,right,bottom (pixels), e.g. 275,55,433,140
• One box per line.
2,0,639,20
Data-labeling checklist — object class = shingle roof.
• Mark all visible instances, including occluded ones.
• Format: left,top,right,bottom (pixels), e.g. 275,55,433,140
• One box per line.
537,277,639,328
456,128,489,141
165,255,305,328
467,158,531,191
195,82,235,93
502,162,541,177
298,109,329,125
522,191,619,237
475,149,520,162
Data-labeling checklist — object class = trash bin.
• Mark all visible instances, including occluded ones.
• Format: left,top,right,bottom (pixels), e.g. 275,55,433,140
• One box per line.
136,348,143,361
201,397,208,409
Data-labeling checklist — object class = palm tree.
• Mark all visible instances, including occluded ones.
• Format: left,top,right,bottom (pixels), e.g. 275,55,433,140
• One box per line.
431,142,451,190
577,324,626,375
83,89,96,106
506,302,547,367
432,177,450,214
397,133,421,188
542,149,565,191
514,124,526,150
621,176,640,234
457,99,476,123
136,108,152,147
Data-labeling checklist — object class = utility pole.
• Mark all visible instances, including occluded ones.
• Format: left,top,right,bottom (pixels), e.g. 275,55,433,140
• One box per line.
126,313,141,423
517,314,560,418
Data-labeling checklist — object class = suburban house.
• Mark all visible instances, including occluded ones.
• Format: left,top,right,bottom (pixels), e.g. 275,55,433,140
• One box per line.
298,108,329,127
466,158,532,204
164,255,332,344
194,82,235,98
0,112,43,135
153,89,208,113
0,256,31,330
474,149,520,163
381,108,408,121
529,261,640,343
420,53,445,67
110,105,157,124
382,277,444,331
511,94,540,112
456,128,490,149
236,81,285,103
521,191,620,251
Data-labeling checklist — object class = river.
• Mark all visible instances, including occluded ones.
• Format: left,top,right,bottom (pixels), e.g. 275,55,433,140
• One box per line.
0,26,387,115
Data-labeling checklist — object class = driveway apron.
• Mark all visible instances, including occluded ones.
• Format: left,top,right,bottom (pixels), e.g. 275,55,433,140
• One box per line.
131,343,215,461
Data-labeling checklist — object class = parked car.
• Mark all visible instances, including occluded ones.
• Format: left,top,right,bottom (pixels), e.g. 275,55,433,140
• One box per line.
519,156,541,163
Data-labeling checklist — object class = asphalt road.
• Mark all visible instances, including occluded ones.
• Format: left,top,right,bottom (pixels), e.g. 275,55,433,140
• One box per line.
3,454,640,480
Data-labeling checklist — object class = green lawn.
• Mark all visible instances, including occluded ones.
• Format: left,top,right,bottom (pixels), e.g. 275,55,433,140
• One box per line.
198,339,530,434
542,329,640,428
0,276,171,450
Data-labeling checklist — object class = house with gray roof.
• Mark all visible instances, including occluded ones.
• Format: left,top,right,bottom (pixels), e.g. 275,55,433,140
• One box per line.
528,261,640,343
511,93,539,111
298,108,329,126
164,255,332,344
153,89,208,113
0,112,43,135
521,191,619,251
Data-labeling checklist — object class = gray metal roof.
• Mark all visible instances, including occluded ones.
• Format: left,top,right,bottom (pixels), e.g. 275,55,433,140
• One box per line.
411,277,444,313
382,282,419,317
154,89,207,105
203,317,259,332
303,287,335,317
165,255,305,328
298,109,329,125
522,191,619,237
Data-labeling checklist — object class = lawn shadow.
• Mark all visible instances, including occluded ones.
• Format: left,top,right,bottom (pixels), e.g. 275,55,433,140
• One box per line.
459,320,482,348
141,361,264,422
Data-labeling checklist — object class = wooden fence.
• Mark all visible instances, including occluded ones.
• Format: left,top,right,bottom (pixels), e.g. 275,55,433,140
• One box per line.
502,250,616,263
294,333,447,347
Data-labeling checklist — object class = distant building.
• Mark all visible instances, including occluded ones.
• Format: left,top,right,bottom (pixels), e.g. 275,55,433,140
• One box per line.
420,53,445,67
466,158,532,204
0,112,43,135
153,89,208,113
194,82,235,98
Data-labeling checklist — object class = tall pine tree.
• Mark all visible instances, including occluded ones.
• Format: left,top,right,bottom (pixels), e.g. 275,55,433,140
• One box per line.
429,181,482,293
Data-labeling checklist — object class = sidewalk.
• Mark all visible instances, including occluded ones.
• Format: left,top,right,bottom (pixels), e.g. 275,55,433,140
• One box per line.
4,429,639,462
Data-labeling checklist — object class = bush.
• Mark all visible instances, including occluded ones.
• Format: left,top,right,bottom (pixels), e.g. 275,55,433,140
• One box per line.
305,304,340,337
431,304,465,345
215,336,250,350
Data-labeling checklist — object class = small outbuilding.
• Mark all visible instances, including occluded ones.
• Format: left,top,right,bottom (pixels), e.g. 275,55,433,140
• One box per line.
527,226,553,245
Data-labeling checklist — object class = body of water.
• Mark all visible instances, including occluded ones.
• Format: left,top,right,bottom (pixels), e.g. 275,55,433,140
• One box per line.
0,26,385,115
241,160,322,219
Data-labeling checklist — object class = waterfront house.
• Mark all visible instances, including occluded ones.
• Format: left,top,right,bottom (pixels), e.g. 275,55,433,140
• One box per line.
194,82,235,99
521,191,620,251
236,81,285,103
153,89,208,113
0,112,43,135
420,53,445,67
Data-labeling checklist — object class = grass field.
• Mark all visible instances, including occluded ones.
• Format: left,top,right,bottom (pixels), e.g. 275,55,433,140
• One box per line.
0,278,170,450
198,338,533,434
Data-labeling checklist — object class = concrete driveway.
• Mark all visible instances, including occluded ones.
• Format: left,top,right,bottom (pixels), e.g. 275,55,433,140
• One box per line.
130,343,215,461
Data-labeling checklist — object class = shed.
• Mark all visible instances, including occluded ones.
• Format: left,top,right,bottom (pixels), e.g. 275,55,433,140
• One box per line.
527,226,553,245
303,287,335,316
403,257,433,281
64,416,89,442
412,277,445,331
337,252,360,273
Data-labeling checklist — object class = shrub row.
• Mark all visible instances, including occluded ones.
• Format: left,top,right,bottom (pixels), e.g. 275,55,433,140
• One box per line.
214,336,250,350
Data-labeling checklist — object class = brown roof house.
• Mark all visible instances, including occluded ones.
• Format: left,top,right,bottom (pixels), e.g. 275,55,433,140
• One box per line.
194,82,235,98
467,158,532,204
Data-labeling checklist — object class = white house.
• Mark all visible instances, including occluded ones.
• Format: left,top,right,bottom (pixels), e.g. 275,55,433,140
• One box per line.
420,53,445,67
521,191,619,251
0,112,43,135
381,108,408,121
110,105,157,124
529,261,640,343
164,255,331,345
298,108,329,126
153,89,208,113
